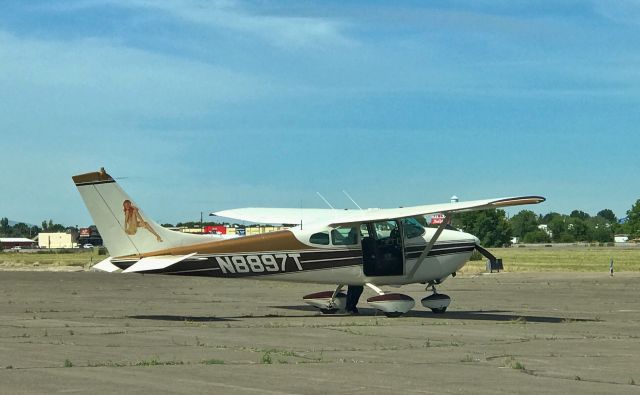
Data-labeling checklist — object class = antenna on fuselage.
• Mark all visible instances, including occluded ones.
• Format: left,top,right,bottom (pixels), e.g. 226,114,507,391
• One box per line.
343,190,363,210
316,192,335,210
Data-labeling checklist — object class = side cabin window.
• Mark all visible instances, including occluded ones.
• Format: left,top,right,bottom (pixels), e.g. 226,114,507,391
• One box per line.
309,232,330,245
331,226,358,246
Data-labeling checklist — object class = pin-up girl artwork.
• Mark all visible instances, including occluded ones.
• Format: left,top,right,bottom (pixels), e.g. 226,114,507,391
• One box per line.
123,200,163,242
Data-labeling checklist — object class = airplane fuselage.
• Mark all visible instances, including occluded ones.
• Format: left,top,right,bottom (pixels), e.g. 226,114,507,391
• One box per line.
111,225,477,286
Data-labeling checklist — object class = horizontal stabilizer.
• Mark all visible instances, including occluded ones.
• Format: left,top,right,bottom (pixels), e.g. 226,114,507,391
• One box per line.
92,257,120,273
123,253,197,273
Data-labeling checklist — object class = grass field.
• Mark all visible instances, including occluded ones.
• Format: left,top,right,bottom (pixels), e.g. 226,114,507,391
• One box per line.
0,250,99,268
2,246,640,272
463,246,640,273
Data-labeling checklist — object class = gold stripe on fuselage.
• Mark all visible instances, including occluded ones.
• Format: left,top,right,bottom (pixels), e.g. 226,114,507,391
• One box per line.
119,230,315,259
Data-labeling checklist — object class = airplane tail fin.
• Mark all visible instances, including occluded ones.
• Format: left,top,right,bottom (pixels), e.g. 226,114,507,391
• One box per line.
72,168,209,258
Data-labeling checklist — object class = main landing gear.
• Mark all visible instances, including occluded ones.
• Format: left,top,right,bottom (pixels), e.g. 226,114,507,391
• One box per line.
302,283,415,318
303,282,453,317
302,287,347,314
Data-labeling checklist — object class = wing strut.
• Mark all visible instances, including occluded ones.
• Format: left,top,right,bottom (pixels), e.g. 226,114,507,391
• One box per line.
407,213,451,279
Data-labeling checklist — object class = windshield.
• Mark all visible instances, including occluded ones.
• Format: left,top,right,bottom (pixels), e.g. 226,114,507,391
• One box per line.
402,217,425,239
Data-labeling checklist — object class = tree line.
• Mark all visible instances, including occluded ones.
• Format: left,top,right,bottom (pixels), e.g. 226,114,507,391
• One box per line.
2,199,639,248
0,218,69,239
452,199,640,247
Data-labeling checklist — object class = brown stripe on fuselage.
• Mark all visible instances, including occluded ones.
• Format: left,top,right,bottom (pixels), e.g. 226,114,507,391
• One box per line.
125,230,314,259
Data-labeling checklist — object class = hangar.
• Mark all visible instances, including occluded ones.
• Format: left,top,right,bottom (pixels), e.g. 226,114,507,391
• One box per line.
0,237,36,250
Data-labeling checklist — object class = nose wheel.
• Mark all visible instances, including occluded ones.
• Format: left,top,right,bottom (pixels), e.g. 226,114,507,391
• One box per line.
421,283,451,314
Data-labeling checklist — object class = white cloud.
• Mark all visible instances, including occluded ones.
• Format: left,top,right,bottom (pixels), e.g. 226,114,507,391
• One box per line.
0,30,273,129
38,0,355,49
592,0,640,25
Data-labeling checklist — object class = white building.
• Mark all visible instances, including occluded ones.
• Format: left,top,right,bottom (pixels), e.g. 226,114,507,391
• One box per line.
38,233,77,249
614,234,629,243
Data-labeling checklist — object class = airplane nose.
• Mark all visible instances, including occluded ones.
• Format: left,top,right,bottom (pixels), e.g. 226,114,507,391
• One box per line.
458,231,480,244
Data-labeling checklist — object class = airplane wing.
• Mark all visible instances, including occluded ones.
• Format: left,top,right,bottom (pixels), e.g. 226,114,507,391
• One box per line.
326,196,545,227
211,207,356,225
212,196,545,226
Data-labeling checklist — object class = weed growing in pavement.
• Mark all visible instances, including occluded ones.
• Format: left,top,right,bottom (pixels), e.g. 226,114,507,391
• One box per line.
460,355,478,363
261,352,272,364
201,359,224,365
133,358,184,367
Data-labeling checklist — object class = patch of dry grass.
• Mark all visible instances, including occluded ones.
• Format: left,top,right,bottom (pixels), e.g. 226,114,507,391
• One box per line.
461,246,640,272
0,251,96,267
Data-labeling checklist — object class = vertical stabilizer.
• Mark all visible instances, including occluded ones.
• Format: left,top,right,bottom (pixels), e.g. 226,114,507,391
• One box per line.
72,168,209,257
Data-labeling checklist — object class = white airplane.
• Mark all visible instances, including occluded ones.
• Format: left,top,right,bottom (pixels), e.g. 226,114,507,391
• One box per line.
74,168,545,317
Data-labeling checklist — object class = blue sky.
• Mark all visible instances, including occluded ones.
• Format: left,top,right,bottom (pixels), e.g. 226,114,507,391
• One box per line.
1,0,639,226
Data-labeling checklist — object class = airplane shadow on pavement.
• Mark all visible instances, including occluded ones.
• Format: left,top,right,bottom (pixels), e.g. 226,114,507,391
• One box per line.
128,315,237,322
271,305,598,323
127,307,597,323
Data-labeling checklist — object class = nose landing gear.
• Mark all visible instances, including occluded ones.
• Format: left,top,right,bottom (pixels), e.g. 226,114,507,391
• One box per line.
421,283,451,314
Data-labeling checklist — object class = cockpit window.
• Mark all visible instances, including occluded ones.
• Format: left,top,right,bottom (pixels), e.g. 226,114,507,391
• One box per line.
309,232,330,245
331,226,358,245
402,217,425,239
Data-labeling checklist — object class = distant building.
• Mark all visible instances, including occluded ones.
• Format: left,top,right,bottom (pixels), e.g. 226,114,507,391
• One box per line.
203,225,227,235
614,234,629,243
1,238,36,250
430,213,445,225
78,226,103,246
38,233,77,249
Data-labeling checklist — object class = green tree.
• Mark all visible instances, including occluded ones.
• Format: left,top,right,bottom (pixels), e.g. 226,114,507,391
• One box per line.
567,218,589,241
11,223,32,238
0,217,9,236
570,210,590,220
453,209,512,247
596,209,617,223
41,220,66,233
547,215,567,242
510,210,539,239
522,229,551,243
558,232,575,243
625,199,640,239
540,212,561,224
591,225,613,243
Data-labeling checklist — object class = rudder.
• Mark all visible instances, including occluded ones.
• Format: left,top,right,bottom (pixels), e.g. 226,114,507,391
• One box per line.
73,168,207,257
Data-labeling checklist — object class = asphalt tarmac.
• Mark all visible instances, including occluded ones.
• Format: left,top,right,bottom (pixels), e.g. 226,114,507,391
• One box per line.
0,270,639,394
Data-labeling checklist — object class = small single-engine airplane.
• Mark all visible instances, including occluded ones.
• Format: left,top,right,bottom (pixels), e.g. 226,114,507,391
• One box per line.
74,168,544,317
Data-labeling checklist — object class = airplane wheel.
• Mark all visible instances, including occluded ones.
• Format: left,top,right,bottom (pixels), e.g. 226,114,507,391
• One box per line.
319,308,338,315
431,307,447,314
384,312,404,318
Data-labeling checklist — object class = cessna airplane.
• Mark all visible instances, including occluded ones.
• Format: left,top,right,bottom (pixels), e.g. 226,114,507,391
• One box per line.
74,168,545,317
